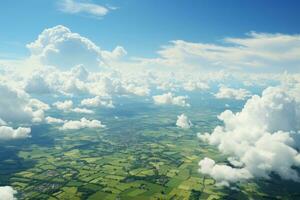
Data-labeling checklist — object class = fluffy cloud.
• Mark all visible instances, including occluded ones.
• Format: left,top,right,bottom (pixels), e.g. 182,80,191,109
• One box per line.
27,25,99,70
58,0,111,18
22,60,153,98
24,72,52,94
153,93,190,107
101,46,127,64
72,107,94,114
70,64,89,81
0,126,31,140
176,114,192,129
26,25,127,71
0,186,17,200
183,81,209,91
123,84,150,96
198,86,300,185
53,100,93,114
198,157,252,187
0,83,47,123
215,85,251,100
81,96,114,108
60,117,105,130
26,25,100,71
53,100,73,111
45,116,64,124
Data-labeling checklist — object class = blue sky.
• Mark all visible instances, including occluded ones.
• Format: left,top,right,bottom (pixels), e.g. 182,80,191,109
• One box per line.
1,0,300,59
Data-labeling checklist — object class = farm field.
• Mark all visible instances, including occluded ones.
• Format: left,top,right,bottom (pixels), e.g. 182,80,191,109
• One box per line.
1,96,300,200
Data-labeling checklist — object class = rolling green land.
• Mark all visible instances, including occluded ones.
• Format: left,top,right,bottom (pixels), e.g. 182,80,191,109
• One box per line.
1,96,300,200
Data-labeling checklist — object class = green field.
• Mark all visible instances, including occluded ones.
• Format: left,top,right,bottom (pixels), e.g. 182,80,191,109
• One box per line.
1,97,300,200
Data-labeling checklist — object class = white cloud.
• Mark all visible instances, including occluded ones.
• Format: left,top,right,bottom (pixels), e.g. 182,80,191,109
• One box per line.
198,86,300,185
0,83,47,123
198,157,252,187
23,65,90,96
53,100,73,111
215,85,251,100
0,186,17,200
72,107,94,114
26,25,102,71
133,33,300,73
153,92,190,107
70,64,89,81
176,114,192,129
183,81,209,91
45,116,64,124
23,25,130,73
0,126,31,140
81,96,114,108
59,0,110,18
0,118,6,126
24,72,52,94
53,100,93,114
60,117,105,130
2,26,300,75
123,83,150,96
28,99,50,111
101,46,127,63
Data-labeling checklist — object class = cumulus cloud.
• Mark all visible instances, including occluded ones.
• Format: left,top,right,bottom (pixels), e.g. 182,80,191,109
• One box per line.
24,72,52,94
123,84,150,96
153,92,190,107
81,96,114,108
215,85,251,100
0,83,47,123
45,116,64,124
25,25,127,71
198,86,300,185
176,114,192,129
60,117,105,130
19,62,154,99
101,46,127,63
0,186,17,200
26,25,101,71
0,126,31,140
199,157,252,187
183,81,209,91
72,107,94,114
53,100,93,114
70,64,89,81
53,100,73,111
25,26,94,71
58,0,111,18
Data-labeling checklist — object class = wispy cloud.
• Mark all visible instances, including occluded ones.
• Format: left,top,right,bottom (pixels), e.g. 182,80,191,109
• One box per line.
58,0,111,18
132,32,300,73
